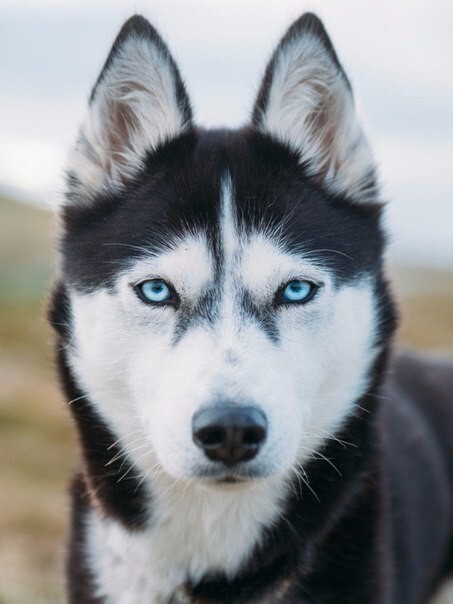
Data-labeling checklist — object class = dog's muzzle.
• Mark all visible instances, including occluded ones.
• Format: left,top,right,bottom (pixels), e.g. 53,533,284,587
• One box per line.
192,405,267,467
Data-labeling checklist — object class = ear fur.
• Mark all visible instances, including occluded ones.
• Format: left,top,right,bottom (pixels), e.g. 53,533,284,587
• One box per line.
66,15,192,203
252,13,378,203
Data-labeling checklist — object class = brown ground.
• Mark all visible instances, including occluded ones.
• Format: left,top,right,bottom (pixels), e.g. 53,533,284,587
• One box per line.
0,197,452,603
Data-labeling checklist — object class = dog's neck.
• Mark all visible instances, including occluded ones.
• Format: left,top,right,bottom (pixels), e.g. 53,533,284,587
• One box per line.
83,474,288,602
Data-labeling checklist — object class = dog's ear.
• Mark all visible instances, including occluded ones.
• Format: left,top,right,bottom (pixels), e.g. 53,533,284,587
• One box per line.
66,15,192,203
252,13,377,203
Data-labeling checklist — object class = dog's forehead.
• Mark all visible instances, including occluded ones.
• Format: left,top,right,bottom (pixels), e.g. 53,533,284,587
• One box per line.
238,233,327,293
123,228,328,300
62,130,384,292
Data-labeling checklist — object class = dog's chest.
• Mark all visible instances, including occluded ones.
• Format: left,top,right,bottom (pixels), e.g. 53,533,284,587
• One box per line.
84,482,285,603
85,513,199,603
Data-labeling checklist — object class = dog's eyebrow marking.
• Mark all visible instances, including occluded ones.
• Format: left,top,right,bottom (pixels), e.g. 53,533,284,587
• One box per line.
219,174,279,342
220,173,238,271
172,175,239,344
171,176,278,343
218,174,239,332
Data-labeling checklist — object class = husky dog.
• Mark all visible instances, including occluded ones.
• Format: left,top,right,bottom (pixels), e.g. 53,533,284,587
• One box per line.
49,13,453,603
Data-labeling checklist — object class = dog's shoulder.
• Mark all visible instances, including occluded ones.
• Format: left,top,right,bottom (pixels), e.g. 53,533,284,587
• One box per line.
381,350,453,465
377,351,453,592
386,350,453,448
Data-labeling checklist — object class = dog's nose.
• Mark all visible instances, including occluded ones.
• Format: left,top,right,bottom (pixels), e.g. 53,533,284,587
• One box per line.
192,406,267,466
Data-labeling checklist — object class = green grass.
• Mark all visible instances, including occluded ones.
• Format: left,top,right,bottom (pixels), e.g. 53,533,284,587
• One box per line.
0,195,452,602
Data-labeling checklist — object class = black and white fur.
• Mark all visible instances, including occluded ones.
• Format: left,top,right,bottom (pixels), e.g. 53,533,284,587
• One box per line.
49,14,453,603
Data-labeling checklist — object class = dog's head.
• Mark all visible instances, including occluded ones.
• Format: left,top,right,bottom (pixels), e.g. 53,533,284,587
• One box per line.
56,14,394,489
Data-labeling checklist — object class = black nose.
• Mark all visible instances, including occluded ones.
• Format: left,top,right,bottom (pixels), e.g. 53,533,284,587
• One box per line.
192,406,267,466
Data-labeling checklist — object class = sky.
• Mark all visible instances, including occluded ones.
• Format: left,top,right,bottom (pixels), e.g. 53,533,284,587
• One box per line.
0,0,452,267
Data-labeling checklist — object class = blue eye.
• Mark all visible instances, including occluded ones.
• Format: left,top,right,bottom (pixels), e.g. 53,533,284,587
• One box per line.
136,279,173,304
281,280,317,304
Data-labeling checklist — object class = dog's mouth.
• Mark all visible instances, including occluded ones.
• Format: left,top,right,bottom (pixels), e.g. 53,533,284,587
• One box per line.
218,476,241,484
206,474,257,490
194,464,269,486
215,475,250,486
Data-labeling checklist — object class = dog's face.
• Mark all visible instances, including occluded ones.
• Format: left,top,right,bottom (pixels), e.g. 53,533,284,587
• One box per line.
60,15,388,488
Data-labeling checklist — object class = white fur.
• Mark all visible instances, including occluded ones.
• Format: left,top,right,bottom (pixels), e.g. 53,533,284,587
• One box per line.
68,177,379,598
67,35,189,200
220,174,237,268
256,33,377,202
86,477,286,602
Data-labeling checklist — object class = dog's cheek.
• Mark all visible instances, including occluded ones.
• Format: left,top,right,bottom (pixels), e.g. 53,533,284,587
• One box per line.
271,282,376,463
127,337,172,429
70,290,134,413
300,282,378,457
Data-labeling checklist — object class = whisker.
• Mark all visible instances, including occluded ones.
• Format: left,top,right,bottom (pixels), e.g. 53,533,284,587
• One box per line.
106,442,150,468
67,393,91,406
304,429,357,449
364,390,391,401
302,447,342,476
102,242,153,255
134,474,148,494
117,445,152,473
117,449,154,483
309,248,354,261
352,402,371,414
107,429,145,451
292,464,320,503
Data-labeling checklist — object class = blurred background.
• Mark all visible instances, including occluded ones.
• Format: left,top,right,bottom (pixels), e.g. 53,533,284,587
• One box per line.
0,0,452,601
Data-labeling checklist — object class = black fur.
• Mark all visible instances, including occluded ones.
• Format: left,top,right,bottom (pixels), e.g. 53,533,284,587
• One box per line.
66,475,105,604
62,129,384,291
50,12,453,603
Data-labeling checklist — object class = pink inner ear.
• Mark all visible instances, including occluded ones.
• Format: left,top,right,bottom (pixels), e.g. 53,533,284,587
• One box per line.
104,95,141,186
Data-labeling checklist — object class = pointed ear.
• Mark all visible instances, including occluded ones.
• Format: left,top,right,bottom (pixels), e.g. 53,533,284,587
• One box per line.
252,13,377,203
66,15,192,203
